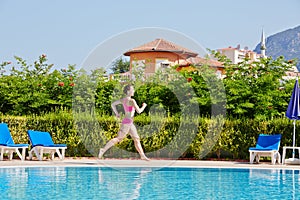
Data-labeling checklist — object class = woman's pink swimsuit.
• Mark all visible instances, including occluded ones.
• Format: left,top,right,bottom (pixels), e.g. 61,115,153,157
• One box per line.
122,99,134,124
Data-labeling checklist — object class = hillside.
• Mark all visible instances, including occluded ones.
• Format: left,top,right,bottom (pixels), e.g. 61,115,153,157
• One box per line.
254,25,300,69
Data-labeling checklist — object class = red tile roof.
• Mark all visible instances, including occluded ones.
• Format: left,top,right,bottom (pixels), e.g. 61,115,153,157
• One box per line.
124,38,198,58
186,57,223,67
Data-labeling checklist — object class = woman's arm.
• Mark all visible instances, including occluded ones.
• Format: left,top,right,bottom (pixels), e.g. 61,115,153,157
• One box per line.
131,99,147,114
111,99,122,117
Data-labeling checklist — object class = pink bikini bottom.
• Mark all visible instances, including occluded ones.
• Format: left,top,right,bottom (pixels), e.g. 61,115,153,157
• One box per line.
122,118,133,124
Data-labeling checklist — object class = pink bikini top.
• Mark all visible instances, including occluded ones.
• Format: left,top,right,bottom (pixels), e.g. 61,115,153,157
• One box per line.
123,99,134,112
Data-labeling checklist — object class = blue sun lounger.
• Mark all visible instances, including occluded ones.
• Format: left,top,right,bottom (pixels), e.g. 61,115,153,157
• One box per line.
249,134,282,165
0,123,29,161
27,130,67,161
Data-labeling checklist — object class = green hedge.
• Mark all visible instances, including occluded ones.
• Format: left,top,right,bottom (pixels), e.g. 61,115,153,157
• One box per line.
1,112,298,160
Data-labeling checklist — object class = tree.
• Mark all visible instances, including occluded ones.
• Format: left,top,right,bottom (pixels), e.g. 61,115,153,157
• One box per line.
211,50,296,119
178,64,226,116
111,57,130,74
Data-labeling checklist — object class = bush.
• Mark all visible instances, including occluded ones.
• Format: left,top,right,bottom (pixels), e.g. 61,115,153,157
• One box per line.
1,112,298,160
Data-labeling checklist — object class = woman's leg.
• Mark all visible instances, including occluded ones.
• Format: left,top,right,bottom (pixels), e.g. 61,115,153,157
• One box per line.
98,137,120,158
129,124,150,161
98,124,129,158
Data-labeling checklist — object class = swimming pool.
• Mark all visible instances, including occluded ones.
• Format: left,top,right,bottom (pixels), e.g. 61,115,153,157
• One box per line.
0,167,299,199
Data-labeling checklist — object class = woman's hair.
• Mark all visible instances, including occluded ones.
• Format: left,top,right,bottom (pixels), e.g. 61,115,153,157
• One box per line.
123,84,132,94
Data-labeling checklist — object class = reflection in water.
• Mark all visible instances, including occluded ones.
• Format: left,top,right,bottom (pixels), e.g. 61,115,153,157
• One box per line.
0,167,68,199
30,167,67,182
98,167,152,200
281,169,300,200
0,167,300,199
249,169,300,200
0,168,28,199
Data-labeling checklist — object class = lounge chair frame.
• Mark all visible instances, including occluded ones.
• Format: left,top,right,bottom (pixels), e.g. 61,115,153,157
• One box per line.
0,123,28,161
0,145,28,161
29,146,66,161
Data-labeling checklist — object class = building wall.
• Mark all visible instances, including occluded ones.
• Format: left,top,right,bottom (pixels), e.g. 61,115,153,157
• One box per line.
218,49,236,63
129,52,181,73
218,48,260,64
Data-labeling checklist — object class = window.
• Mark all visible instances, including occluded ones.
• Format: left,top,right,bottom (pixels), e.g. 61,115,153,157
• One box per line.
155,58,170,72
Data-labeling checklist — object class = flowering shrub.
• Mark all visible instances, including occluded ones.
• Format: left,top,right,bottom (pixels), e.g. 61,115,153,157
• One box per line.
58,82,65,87
0,55,78,115
0,53,297,119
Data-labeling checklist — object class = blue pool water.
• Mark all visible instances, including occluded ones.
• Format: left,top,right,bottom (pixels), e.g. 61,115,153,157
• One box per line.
0,166,299,200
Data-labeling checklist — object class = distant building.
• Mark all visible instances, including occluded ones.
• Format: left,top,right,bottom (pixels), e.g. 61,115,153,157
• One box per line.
217,29,267,64
282,65,299,80
217,29,298,79
217,45,261,64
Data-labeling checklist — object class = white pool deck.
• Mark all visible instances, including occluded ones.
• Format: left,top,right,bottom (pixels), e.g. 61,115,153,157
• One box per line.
1,157,300,169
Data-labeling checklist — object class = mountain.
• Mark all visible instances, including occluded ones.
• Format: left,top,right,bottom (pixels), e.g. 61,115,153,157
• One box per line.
254,25,300,69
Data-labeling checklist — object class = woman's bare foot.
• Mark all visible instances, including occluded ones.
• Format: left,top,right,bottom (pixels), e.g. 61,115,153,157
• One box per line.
141,156,150,161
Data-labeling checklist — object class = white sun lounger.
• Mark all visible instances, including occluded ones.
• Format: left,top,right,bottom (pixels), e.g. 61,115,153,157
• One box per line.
249,134,282,165
27,130,67,161
0,123,28,161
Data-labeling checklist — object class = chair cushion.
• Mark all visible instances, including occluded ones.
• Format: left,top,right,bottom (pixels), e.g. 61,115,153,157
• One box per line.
27,130,55,147
27,130,67,147
256,134,281,150
249,134,281,151
0,123,15,145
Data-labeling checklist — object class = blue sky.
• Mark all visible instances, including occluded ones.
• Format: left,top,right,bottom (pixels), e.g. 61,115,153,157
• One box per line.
1,0,300,70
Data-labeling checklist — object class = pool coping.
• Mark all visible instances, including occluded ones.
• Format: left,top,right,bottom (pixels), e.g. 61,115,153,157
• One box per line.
1,158,300,170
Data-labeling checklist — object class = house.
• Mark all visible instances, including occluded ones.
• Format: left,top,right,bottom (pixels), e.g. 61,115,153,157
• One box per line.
120,38,224,79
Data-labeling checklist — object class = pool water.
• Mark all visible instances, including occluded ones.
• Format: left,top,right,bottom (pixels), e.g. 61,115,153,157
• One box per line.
0,167,299,199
